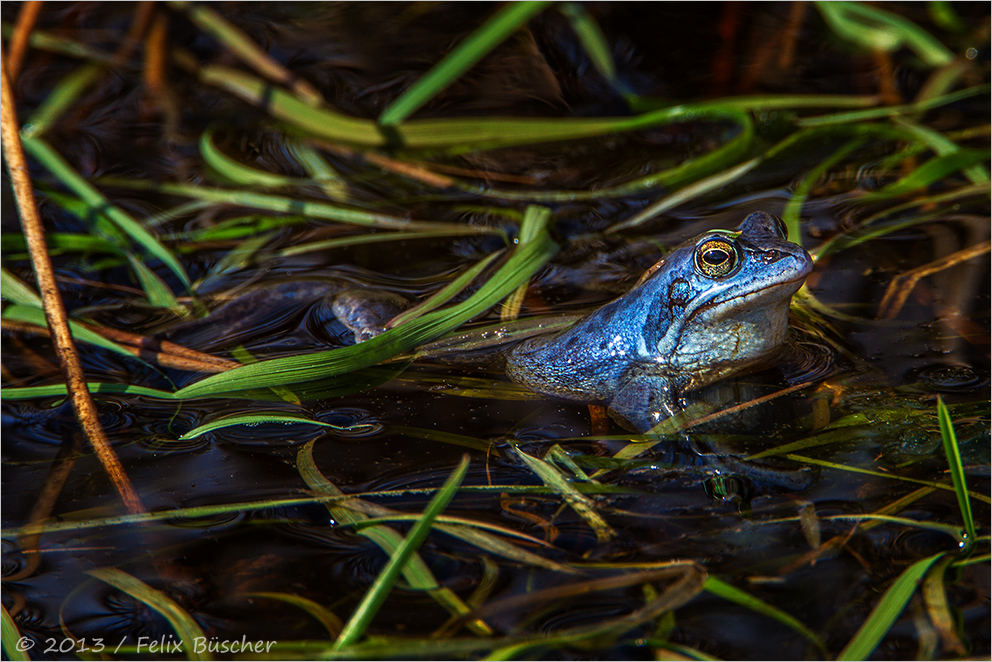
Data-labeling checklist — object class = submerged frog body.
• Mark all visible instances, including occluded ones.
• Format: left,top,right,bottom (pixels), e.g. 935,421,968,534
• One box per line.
164,280,409,350
505,212,813,432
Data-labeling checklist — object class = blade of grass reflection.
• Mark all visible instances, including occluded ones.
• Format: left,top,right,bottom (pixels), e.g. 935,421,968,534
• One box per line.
559,3,634,102
245,592,343,639
474,108,754,202
513,446,615,542
87,568,208,661
386,252,501,328
859,149,990,201
782,454,990,504
703,577,827,655
171,0,324,106
297,443,490,636
284,139,349,201
921,556,967,655
348,516,575,573
782,140,863,242
606,121,915,233
21,63,103,137
894,117,989,184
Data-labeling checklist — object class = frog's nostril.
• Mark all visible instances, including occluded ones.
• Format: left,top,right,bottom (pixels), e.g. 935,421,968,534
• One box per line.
762,250,788,263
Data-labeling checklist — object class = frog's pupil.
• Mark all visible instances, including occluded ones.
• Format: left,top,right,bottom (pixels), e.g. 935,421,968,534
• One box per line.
704,248,728,265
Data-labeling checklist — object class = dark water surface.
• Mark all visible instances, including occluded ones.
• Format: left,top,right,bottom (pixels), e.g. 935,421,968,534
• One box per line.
3,3,990,660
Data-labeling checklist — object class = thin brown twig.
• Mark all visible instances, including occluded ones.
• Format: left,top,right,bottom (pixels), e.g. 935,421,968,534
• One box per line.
6,1,44,84
878,239,992,319
1,42,144,515
81,323,241,371
5,318,240,373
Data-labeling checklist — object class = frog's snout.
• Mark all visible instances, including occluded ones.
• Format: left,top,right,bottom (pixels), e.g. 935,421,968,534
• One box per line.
761,245,813,280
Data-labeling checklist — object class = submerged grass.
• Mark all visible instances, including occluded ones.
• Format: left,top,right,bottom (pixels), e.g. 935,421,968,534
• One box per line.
87,568,208,661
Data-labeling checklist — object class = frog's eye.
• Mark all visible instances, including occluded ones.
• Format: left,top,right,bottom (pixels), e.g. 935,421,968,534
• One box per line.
694,239,739,278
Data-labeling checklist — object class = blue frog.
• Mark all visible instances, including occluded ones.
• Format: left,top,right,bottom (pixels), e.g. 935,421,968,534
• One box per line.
504,211,813,432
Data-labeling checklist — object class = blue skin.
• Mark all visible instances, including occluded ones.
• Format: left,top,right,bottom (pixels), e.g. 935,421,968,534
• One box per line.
505,212,813,432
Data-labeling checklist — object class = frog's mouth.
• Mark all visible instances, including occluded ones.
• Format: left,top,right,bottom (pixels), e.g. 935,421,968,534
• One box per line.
688,269,809,322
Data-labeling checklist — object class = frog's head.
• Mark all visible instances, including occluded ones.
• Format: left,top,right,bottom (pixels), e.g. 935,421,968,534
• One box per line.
644,212,813,384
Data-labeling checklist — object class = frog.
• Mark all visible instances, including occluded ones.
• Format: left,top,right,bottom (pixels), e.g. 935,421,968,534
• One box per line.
504,211,813,432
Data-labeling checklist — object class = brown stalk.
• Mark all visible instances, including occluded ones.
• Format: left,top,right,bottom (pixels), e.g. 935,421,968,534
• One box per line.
777,1,807,70
6,1,43,83
877,239,992,320
82,323,241,371
8,431,86,582
1,42,144,515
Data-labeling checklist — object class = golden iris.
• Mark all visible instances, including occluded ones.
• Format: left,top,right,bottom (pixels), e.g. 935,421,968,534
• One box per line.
694,239,739,277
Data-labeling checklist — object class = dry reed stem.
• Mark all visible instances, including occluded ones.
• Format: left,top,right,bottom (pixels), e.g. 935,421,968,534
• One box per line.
1,42,144,515
6,1,43,83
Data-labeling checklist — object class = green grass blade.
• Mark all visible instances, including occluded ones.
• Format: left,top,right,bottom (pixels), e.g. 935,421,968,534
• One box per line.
199,126,297,188
126,255,186,314
894,117,989,184
296,442,490,635
816,1,954,66
782,140,863,243
936,397,977,549
279,230,495,257
2,304,137,360
1,268,43,307
173,206,555,398
331,454,471,650
172,0,323,106
386,251,500,328
513,446,615,542
23,63,103,138
559,3,631,99
101,177,491,234
704,577,827,655
378,2,553,125
2,230,121,256
837,553,945,660
783,454,990,504
607,156,762,233
20,137,192,291
87,567,209,661
179,412,377,440
796,85,989,128
0,382,177,400
200,62,878,152
1,604,30,662
862,149,990,200
284,139,349,201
